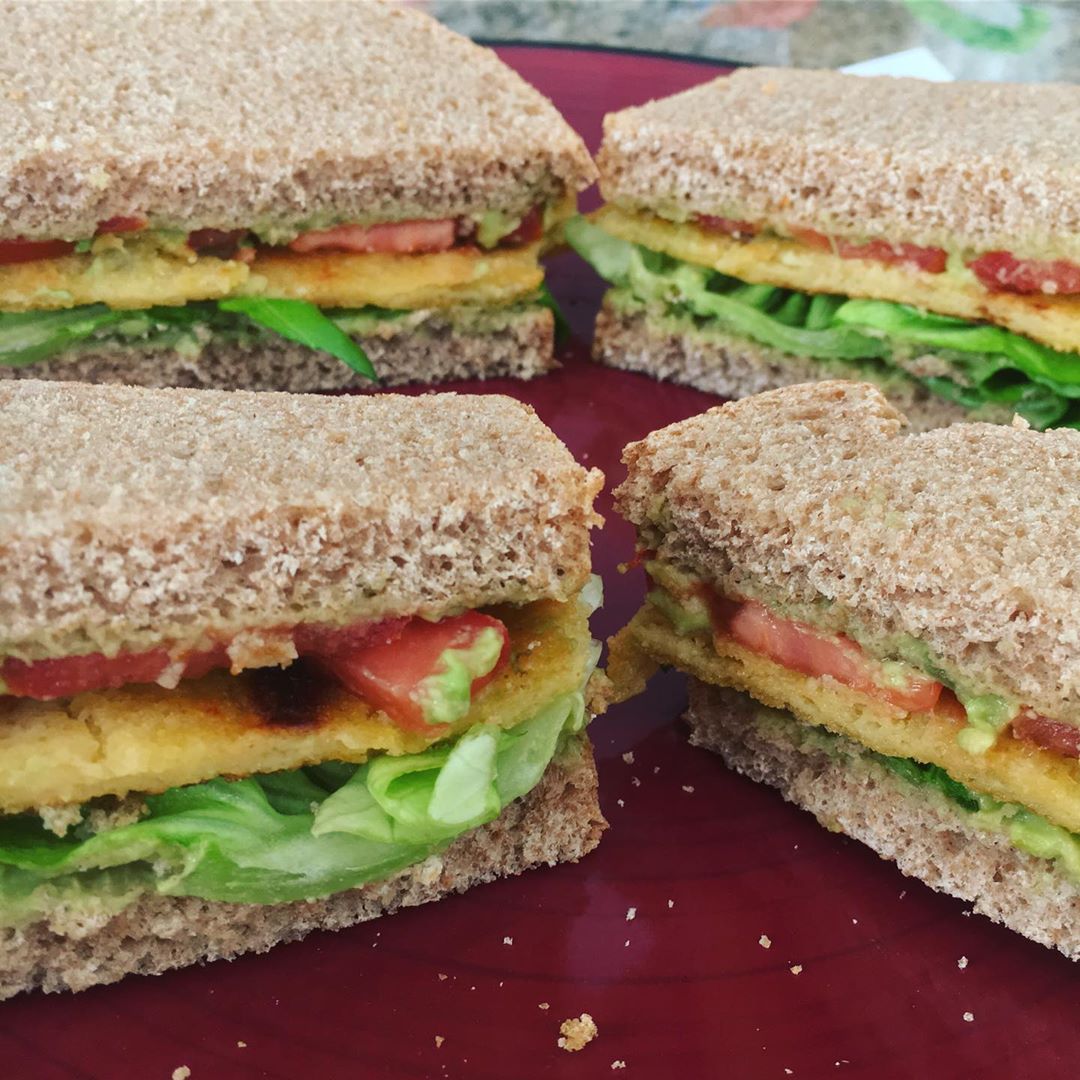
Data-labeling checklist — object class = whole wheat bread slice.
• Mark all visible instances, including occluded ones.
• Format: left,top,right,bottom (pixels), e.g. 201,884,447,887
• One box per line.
0,739,605,999
0,305,555,393
598,67,1080,261
0,382,602,663
615,381,1080,725
592,297,1003,432
686,680,1080,960
0,0,595,240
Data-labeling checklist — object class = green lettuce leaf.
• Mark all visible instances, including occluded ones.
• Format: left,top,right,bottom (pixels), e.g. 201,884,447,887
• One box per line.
567,215,1080,430
218,297,376,380
0,688,589,921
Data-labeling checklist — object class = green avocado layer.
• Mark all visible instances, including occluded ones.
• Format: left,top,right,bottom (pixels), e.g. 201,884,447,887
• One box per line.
0,680,594,929
567,216,1080,430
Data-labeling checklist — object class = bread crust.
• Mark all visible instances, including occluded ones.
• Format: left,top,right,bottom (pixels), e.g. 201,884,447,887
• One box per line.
0,382,603,662
0,305,555,393
0,1,596,239
593,297,1000,433
599,67,1080,261
685,680,1080,960
0,740,606,999
614,381,1080,723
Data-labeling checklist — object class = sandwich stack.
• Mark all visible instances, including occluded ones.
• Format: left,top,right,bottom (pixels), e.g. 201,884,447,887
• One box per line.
0,380,605,997
569,68,1080,431
610,381,1080,957
0,0,594,389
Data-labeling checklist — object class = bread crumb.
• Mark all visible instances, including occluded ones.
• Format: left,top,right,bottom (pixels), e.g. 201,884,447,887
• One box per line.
681,785,695,794
611,1061,627,1070
625,907,637,922
503,936,513,945
963,1012,975,1023
539,1002,550,1011
172,1069,191,1080
790,965,803,975
759,934,772,949
653,766,660,774
631,776,641,788
558,1013,598,1053
435,1036,445,1048
622,751,634,764
667,899,675,909
624,939,631,947
616,799,625,808
785,1071,794,1076
438,973,448,981
1011,413,1031,429
957,956,968,970
236,1041,246,1049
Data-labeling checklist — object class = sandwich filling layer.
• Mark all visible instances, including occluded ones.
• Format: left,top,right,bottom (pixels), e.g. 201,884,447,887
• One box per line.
0,201,572,378
0,588,602,927
611,565,1080,838
569,214,1080,429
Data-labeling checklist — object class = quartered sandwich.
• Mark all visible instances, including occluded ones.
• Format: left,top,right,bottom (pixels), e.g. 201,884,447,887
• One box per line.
610,381,1080,957
0,381,605,998
0,0,595,390
568,68,1080,431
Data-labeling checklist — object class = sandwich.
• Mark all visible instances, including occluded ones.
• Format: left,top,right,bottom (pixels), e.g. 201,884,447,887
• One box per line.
0,380,605,998
568,67,1080,431
609,380,1080,957
0,1,595,390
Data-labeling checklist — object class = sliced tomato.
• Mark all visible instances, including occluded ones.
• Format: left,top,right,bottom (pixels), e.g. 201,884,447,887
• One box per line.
96,215,147,235
288,218,456,255
696,215,758,240
0,238,75,265
1,649,171,700
1011,708,1080,758
502,207,543,246
789,226,945,272
317,612,510,731
968,251,1080,296
293,617,408,656
187,228,250,259
709,596,943,712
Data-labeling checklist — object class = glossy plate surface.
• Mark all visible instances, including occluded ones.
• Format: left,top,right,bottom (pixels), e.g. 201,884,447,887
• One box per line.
5,46,1077,1080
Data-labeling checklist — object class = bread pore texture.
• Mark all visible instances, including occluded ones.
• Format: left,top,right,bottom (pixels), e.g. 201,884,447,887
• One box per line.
614,381,1080,725
0,0,595,239
686,680,1080,961
598,66,1080,262
0,382,603,662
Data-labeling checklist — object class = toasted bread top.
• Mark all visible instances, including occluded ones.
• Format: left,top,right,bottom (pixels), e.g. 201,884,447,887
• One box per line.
0,0,595,240
616,381,1080,723
0,381,602,662
598,67,1080,261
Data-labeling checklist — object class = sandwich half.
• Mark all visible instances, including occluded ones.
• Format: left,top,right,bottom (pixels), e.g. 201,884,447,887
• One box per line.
0,1,595,390
568,68,1080,431
609,380,1080,957
0,381,605,998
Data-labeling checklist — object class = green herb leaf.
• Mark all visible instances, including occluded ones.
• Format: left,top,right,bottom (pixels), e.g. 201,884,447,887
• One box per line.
218,297,377,380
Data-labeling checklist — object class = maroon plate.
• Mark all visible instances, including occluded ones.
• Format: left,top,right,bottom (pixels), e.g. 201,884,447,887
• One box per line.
4,45,1076,1080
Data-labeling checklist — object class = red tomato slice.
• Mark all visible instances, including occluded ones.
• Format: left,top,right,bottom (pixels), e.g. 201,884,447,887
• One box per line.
0,238,75,265
288,219,456,255
968,251,1080,296
696,215,758,240
293,618,408,656
96,215,147,235
1,649,171,699
1011,708,1080,758
712,597,942,712
317,612,510,731
501,207,543,247
790,227,945,272
187,228,249,258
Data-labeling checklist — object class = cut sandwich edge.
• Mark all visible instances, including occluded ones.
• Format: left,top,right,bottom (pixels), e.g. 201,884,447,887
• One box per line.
0,737,605,1000
685,679,1080,961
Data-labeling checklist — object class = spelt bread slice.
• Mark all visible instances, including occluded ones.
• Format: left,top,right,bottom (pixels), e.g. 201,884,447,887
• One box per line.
614,381,1080,724
686,680,1080,960
0,382,602,662
598,67,1080,261
592,296,1002,432
0,0,596,240
0,738,606,999
0,305,555,392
